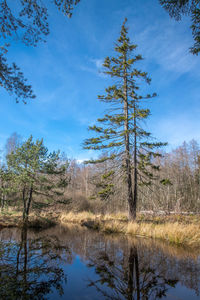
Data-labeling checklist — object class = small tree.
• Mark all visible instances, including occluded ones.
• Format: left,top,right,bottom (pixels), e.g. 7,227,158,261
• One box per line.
5,132,22,156
84,19,166,220
7,135,68,223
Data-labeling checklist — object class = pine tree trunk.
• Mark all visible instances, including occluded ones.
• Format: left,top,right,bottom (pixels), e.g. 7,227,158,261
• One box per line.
123,54,135,221
22,183,33,224
127,246,134,300
22,186,27,222
133,100,137,220
25,184,33,223
127,246,140,300
134,246,140,300
22,228,28,297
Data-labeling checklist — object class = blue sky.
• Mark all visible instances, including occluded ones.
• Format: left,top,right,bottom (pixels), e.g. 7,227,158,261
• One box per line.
1,0,200,161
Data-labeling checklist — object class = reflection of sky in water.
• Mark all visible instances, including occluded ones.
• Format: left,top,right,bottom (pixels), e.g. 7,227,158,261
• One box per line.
49,256,105,300
165,283,200,300
0,226,200,300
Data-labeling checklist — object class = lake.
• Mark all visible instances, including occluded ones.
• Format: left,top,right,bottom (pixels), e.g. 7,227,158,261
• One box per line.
0,225,200,299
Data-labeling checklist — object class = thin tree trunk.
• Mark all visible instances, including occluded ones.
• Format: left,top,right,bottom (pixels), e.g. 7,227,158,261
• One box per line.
1,182,5,211
85,167,88,197
1,193,5,211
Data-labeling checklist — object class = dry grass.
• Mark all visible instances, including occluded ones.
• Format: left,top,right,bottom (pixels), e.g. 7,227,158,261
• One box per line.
59,211,96,224
136,213,200,225
1,209,200,248
60,211,200,248
0,210,57,229
126,222,200,247
100,220,126,233
59,211,127,224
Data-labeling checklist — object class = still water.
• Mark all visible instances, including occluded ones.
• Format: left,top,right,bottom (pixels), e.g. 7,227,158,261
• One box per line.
0,225,200,300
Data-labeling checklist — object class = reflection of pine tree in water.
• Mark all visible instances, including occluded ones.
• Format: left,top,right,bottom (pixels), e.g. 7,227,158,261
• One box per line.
36,225,200,297
0,228,69,299
0,226,200,299
87,245,178,299
127,246,140,300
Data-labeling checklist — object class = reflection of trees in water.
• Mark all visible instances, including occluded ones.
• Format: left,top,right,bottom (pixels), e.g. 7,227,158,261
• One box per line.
0,225,200,299
87,245,177,300
0,227,70,299
37,226,200,298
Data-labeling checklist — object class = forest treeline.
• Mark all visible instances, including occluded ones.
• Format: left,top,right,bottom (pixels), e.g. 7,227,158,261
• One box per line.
63,139,200,214
0,133,199,216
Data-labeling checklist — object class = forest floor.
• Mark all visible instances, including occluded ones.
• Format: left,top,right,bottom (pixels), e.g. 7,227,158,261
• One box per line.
1,209,200,248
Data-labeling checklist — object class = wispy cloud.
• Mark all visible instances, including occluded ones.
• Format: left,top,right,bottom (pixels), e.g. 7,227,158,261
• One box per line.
132,18,199,79
90,58,104,69
79,57,104,77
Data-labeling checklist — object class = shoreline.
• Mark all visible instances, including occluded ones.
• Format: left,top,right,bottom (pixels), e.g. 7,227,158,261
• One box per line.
0,212,57,229
59,212,200,249
1,210,200,249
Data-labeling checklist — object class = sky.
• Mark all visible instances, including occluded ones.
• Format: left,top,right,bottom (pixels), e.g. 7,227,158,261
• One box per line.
1,0,200,161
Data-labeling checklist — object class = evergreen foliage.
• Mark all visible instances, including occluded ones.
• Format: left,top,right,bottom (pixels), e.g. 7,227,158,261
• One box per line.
95,170,115,201
84,19,166,220
6,135,69,222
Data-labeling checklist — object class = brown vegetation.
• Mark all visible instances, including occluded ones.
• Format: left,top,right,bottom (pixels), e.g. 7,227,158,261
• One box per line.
1,208,200,248
0,209,57,229
59,211,200,248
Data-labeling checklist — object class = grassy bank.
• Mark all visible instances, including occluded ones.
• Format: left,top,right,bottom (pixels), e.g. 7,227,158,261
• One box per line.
1,209,200,248
59,211,200,248
0,209,56,229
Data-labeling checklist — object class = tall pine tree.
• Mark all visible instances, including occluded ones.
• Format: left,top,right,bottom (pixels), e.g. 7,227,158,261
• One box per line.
84,19,166,220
